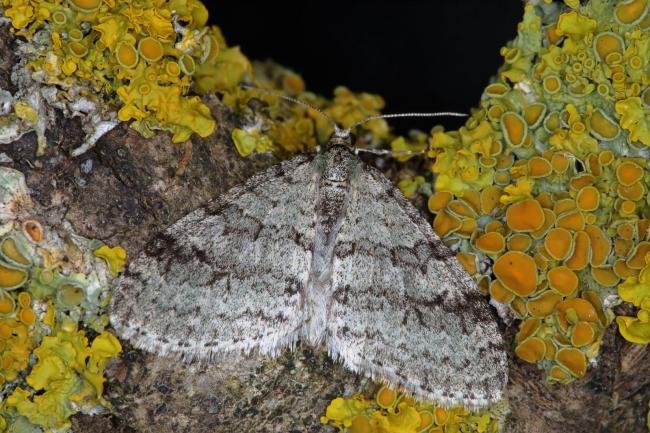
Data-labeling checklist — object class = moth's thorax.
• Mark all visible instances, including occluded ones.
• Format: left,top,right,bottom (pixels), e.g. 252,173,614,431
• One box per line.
322,144,356,183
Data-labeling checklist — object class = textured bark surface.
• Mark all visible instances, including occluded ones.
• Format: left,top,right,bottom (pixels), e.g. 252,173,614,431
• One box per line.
0,27,648,433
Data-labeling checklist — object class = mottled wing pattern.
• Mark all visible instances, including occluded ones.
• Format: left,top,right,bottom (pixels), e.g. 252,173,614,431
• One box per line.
110,154,319,360
326,163,507,408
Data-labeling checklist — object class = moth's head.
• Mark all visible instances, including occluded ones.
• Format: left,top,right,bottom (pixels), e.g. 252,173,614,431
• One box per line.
328,126,353,149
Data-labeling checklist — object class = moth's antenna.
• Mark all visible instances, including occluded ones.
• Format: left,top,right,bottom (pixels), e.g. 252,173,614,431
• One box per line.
240,84,342,134
346,112,468,156
343,111,467,136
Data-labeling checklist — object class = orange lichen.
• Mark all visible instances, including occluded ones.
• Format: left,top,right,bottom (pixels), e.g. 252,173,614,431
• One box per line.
517,317,542,342
506,199,545,232
554,198,577,215
576,186,599,212
551,152,570,173
456,252,478,276
527,291,562,317
480,186,502,215
547,266,579,296
0,263,28,289
475,232,506,255
494,251,538,296
556,298,598,331
507,234,533,251
22,221,43,242
588,109,620,140
548,365,573,384
501,112,528,147
544,228,574,260
591,267,620,287
616,161,644,186
570,174,596,191
571,321,596,347
584,225,610,267
523,103,547,128
1,238,30,266
564,231,590,270
447,200,477,219
428,191,452,212
627,242,650,269
489,279,515,304
614,0,649,24
556,348,587,376
515,337,546,363
432,210,461,238
528,157,553,177
617,182,645,201
556,211,586,232
376,386,398,409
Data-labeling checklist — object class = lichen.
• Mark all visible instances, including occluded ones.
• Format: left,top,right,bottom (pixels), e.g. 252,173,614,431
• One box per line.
321,386,508,433
0,167,121,432
419,0,650,383
0,0,252,153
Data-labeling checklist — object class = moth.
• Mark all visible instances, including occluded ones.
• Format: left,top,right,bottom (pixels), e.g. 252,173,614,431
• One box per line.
110,92,507,409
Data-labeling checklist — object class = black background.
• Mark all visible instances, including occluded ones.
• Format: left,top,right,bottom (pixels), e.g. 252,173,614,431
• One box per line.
209,1,523,132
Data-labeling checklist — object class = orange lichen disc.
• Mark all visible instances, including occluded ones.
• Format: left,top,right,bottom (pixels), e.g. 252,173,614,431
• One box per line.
0,263,28,289
447,200,477,219
593,32,625,61
523,103,547,128
591,267,620,287
506,199,545,232
576,186,600,212
626,241,650,269
549,365,573,383
614,0,649,24
501,112,528,147
588,109,620,140
617,181,646,201
571,321,596,347
376,386,398,409
544,228,574,260
527,291,562,317
515,337,546,363
547,266,579,296
22,220,43,242
0,238,30,266
116,42,138,68
456,252,478,275
528,157,553,178
489,279,515,304
564,231,591,270
475,232,506,255
517,317,542,343
553,199,577,216
493,251,538,296
428,191,452,213
138,37,164,62
556,348,587,377
551,152,570,173
507,234,533,252
0,294,14,315
432,210,461,237
480,186,502,215
584,225,611,267
616,161,644,186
